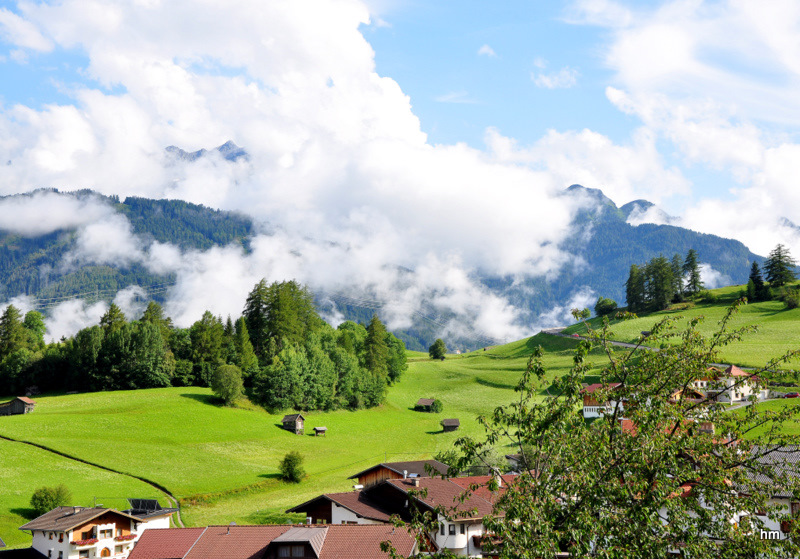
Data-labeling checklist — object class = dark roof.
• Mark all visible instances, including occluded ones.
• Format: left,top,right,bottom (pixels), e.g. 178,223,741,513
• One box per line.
19,507,141,532
441,419,460,427
127,528,207,559
123,499,178,520
348,459,449,480
0,536,4,548
127,524,417,559
282,414,304,422
416,398,434,406
273,527,327,556
286,492,394,522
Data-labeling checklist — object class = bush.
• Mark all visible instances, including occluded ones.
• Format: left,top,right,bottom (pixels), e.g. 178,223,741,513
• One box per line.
428,338,447,360
594,297,618,316
430,398,443,413
211,364,244,405
696,290,718,304
279,451,305,483
30,484,72,516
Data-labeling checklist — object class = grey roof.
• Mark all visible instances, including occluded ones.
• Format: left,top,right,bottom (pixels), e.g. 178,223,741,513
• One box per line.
416,398,434,406
272,527,328,557
441,418,460,427
746,445,800,498
19,507,141,532
0,537,4,548
282,414,304,422
123,499,178,520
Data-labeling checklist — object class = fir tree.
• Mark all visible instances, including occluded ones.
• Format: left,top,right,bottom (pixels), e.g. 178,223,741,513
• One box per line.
683,249,704,295
764,244,798,288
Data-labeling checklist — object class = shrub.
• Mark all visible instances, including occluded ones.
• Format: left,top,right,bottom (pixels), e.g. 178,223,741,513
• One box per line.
430,398,443,413
594,297,618,316
30,484,72,516
428,338,447,360
279,451,305,483
211,364,244,405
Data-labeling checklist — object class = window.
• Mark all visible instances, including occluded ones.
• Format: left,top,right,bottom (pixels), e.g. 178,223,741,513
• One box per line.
792,502,800,515
449,524,456,535
58,552,63,559
49,533,53,540
440,523,445,536
79,551,89,559
48,551,52,558
100,529,113,539
116,529,123,537
460,523,465,535
277,546,306,558
115,546,123,555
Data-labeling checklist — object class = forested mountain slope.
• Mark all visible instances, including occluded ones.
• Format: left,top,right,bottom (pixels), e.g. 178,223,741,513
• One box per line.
0,185,764,350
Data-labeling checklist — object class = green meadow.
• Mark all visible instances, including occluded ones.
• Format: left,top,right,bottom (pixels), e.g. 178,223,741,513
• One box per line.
563,285,800,369
0,333,591,548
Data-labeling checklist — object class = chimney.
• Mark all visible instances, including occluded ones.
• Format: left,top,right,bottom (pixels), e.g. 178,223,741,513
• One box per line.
492,468,502,488
403,470,408,479
306,517,312,525
413,478,420,487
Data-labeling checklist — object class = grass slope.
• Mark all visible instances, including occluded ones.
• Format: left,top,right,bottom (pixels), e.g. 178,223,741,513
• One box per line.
564,285,800,369
0,334,593,547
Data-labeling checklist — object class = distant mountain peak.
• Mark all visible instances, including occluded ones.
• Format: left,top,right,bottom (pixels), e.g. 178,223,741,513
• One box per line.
165,141,249,163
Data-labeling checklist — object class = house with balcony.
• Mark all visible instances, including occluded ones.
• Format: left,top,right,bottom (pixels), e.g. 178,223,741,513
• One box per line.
18,503,175,559
691,365,764,404
581,382,622,419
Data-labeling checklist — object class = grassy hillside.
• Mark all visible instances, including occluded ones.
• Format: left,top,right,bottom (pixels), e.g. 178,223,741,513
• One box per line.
563,284,800,369
0,333,593,548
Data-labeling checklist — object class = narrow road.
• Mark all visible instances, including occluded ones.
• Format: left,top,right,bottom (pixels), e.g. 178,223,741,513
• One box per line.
0,434,184,528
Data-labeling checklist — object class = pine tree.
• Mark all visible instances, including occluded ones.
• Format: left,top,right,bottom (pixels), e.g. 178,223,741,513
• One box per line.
364,315,389,378
233,317,259,375
683,249,704,295
748,261,768,301
0,305,27,358
645,256,674,311
100,303,127,334
625,264,645,313
670,253,684,301
764,244,798,288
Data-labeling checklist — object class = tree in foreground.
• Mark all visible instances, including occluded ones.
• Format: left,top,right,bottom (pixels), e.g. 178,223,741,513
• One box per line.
765,244,798,288
279,451,305,483
30,484,72,516
211,364,244,405
387,302,800,559
428,338,447,360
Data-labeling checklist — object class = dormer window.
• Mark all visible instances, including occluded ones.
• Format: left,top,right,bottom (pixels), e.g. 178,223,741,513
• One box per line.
277,544,307,557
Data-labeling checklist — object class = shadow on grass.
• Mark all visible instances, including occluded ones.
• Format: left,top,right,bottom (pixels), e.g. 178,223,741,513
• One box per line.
426,430,445,435
257,473,283,480
10,507,37,520
179,393,219,406
475,377,517,390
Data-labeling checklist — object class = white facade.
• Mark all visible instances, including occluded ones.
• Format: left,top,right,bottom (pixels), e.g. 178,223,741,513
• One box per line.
31,525,137,559
330,504,383,525
583,400,623,419
433,517,485,556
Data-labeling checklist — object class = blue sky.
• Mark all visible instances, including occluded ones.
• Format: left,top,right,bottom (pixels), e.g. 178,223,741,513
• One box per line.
1,0,800,338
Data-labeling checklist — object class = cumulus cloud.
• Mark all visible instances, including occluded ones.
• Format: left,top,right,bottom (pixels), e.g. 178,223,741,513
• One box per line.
569,0,800,257
536,287,597,328
0,0,723,342
478,44,496,57
44,299,107,342
533,66,579,89
625,202,673,227
699,264,730,290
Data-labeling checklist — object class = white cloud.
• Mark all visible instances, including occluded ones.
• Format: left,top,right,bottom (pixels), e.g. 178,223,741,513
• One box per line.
44,299,107,342
536,287,596,327
0,190,114,236
478,44,496,57
532,66,579,89
625,203,673,227
699,264,730,290
0,7,52,52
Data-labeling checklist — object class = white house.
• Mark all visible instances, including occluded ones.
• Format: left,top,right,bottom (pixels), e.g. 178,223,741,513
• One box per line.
581,383,623,419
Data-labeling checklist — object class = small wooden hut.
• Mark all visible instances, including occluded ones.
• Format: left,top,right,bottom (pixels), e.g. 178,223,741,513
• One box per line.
0,397,35,417
313,426,327,437
441,418,460,432
415,398,434,412
281,414,305,435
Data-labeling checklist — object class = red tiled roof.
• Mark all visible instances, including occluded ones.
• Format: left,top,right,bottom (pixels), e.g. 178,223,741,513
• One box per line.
387,476,504,518
127,528,206,559
580,383,621,394
128,524,417,559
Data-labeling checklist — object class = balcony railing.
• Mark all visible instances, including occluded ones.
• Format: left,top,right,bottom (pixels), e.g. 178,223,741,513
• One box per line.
114,535,136,542
70,538,98,546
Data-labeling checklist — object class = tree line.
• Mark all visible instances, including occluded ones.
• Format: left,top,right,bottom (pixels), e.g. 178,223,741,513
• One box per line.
625,244,799,313
0,279,407,412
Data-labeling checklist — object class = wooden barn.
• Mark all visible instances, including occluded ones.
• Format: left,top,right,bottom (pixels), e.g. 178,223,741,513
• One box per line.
441,418,460,432
415,398,434,411
0,397,35,417
281,414,305,435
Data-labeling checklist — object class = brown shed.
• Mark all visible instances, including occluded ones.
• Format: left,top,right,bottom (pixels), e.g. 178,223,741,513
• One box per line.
313,426,327,437
0,396,35,417
415,398,434,411
281,414,305,435
441,418,460,432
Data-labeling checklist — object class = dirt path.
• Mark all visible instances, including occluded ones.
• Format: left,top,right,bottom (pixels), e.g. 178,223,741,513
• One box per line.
0,434,185,528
